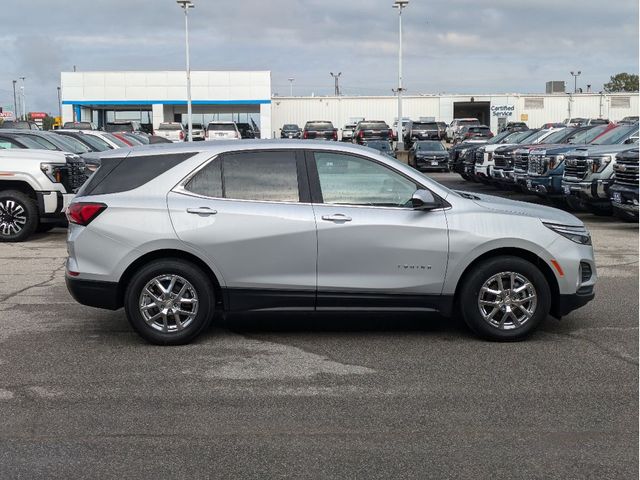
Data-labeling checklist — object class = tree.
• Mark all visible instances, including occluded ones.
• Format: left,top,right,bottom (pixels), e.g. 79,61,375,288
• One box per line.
603,73,639,93
42,115,55,131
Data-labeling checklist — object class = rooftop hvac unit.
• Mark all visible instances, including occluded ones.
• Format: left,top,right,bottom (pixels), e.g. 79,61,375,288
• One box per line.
545,81,566,94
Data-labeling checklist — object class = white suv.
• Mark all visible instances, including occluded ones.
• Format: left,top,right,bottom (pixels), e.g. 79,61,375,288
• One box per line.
206,122,240,141
65,141,596,345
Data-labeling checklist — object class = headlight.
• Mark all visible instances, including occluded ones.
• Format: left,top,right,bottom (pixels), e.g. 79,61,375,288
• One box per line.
548,154,564,170
591,155,612,173
40,162,66,183
543,222,591,245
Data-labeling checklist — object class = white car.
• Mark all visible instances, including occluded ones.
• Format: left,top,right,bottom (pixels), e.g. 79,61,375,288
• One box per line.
155,123,185,143
446,118,480,142
206,122,240,141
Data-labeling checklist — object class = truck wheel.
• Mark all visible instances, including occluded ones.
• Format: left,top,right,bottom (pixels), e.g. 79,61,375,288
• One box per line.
124,259,215,345
459,256,551,341
0,190,38,242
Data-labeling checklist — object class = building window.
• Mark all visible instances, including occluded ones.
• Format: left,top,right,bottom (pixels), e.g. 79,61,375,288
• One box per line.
610,97,631,109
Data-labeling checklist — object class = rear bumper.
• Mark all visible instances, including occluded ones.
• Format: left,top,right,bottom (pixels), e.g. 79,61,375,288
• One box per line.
66,275,122,310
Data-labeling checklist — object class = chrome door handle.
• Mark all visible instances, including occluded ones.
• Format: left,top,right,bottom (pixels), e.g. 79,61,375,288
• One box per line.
186,207,218,215
321,214,352,222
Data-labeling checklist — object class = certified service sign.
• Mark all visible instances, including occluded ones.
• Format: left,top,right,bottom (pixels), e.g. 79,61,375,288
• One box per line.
491,105,515,117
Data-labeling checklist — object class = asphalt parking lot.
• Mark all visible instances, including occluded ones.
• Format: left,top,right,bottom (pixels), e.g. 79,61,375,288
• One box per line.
0,172,637,479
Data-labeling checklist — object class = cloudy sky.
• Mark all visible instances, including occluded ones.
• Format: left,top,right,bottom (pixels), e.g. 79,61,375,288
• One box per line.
1,0,637,114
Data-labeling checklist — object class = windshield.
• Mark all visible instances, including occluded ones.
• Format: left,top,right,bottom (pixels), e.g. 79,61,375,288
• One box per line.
102,132,130,147
487,130,513,144
21,134,57,150
51,134,91,153
74,133,112,151
468,127,490,133
416,142,446,151
306,122,334,130
283,124,299,130
591,126,637,145
568,126,608,144
540,128,572,144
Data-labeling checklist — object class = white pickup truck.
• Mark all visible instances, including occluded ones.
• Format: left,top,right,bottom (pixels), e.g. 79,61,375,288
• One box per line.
154,122,186,142
0,149,87,242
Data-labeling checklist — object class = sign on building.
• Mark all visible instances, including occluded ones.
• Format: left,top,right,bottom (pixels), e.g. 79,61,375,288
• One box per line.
491,105,515,117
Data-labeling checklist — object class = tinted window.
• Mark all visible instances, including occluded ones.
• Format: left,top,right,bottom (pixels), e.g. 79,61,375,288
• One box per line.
186,159,222,197
305,122,334,130
79,153,197,197
102,133,129,147
207,123,236,131
412,122,438,129
223,151,299,202
75,133,112,151
22,134,57,150
591,126,637,145
358,122,389,129
416,142,445,151
159,123,183,130
314,152,417,207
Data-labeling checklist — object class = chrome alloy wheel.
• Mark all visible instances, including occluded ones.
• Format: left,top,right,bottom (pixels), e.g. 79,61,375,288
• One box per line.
477,271,537,330
0,199,27,236
139,274,199,333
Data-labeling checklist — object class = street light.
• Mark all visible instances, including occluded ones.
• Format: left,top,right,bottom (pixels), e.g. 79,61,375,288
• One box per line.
570,70,581,94
20,76,26,120
288,77,294,96
393,0,408,150
57,86,62,123
330,72,341,96
12,80,17,120
177,0,194,141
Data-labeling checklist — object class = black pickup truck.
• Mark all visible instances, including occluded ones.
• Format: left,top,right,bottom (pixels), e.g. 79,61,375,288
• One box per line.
302,121,337,141
353,121,392,145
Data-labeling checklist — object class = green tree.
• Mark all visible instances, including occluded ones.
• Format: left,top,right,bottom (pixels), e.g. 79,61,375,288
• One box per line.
42,115,55,131
603,73,639,93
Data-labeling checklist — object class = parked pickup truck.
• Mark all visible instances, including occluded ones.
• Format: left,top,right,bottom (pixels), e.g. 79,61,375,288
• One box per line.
302,121,337,141
609,148,639,221
155,122,185,142
0,149,87,241
353,121,392,144
562,143,638,214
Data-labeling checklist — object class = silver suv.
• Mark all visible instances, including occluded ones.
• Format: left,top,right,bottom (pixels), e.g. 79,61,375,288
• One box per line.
65,141,596,345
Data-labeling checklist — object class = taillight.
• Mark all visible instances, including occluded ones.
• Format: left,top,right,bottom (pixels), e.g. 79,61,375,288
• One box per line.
333,130,338,140
179,131,184,140
388,129,393,138
359,131,364,138
303,131,308,139
66,202,107,226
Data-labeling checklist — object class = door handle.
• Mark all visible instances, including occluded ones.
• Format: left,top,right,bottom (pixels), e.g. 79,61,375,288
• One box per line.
186,207,218,215
321,214,352,222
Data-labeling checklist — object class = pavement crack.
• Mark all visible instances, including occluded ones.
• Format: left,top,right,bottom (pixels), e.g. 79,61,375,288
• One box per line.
0,260,66,304
541,330,638,366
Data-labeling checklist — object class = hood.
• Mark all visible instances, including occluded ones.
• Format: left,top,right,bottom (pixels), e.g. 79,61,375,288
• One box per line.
467,191,583,226
570,144,638,155
529,144,580,155
483,143,516,153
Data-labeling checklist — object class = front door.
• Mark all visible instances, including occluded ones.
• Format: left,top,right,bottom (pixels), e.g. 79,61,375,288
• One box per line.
168,149,317,310
307,151,449,309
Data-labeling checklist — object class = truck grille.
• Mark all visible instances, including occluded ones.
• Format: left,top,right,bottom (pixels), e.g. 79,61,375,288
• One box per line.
513,152,529,174
564,154,590,179
62,155,89,193
614,154,639,187
528,154,545,175
493,152,511,170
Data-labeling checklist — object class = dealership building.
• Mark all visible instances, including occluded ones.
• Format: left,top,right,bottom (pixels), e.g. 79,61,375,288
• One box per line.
61,70,639,137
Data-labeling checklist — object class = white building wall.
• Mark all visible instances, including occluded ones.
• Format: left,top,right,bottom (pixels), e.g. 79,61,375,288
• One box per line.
271,93,639,133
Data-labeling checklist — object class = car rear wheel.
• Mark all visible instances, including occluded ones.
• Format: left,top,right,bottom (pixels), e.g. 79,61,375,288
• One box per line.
459,256,551,341
124,259,215,345
0,190,38,242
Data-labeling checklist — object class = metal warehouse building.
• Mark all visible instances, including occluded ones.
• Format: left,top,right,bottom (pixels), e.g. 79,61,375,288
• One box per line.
61,70,638,138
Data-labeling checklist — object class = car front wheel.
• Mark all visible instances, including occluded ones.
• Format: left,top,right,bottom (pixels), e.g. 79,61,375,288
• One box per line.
459,256,551,341
124,259,215,345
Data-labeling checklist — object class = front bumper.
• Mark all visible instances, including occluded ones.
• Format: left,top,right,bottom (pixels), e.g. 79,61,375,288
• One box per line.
562,178,614,204
416,157,448,170
609,183,639,214
553,288,595,317
65,275,122,310
526,174,563,196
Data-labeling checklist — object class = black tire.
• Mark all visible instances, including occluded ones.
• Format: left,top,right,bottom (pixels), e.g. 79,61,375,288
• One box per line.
124,259,215,345
0,190,38,242
458,256,551,341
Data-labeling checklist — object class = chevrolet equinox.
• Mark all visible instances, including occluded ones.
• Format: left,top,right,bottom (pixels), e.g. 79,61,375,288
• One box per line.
65,141,596,345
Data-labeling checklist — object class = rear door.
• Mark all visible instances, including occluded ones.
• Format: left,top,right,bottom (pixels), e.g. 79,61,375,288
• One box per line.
168,149,317,310
306,150,449,309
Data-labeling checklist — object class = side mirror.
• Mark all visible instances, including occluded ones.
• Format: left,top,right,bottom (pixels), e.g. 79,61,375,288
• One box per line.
411,189,440,210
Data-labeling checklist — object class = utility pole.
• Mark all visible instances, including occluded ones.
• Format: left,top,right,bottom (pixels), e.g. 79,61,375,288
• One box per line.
393,0,409,150
288,77,294,96
330,72,341,96
570,70,581,94
177,0,194,141
57,86,62,122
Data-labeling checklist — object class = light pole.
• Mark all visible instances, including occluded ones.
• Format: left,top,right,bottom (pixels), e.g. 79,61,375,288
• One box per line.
20,77,26,120
570,70,581,94
177,0,194,141
393,0,408,150
288,77,294,96
330,72,341,96
12,80,17,120
57,86,62,123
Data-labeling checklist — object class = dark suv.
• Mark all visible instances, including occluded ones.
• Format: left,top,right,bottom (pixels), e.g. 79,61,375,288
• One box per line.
609,149,639,221
281,124,301,139
302,121,337,141
353,121,392,144
407,122,440,145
